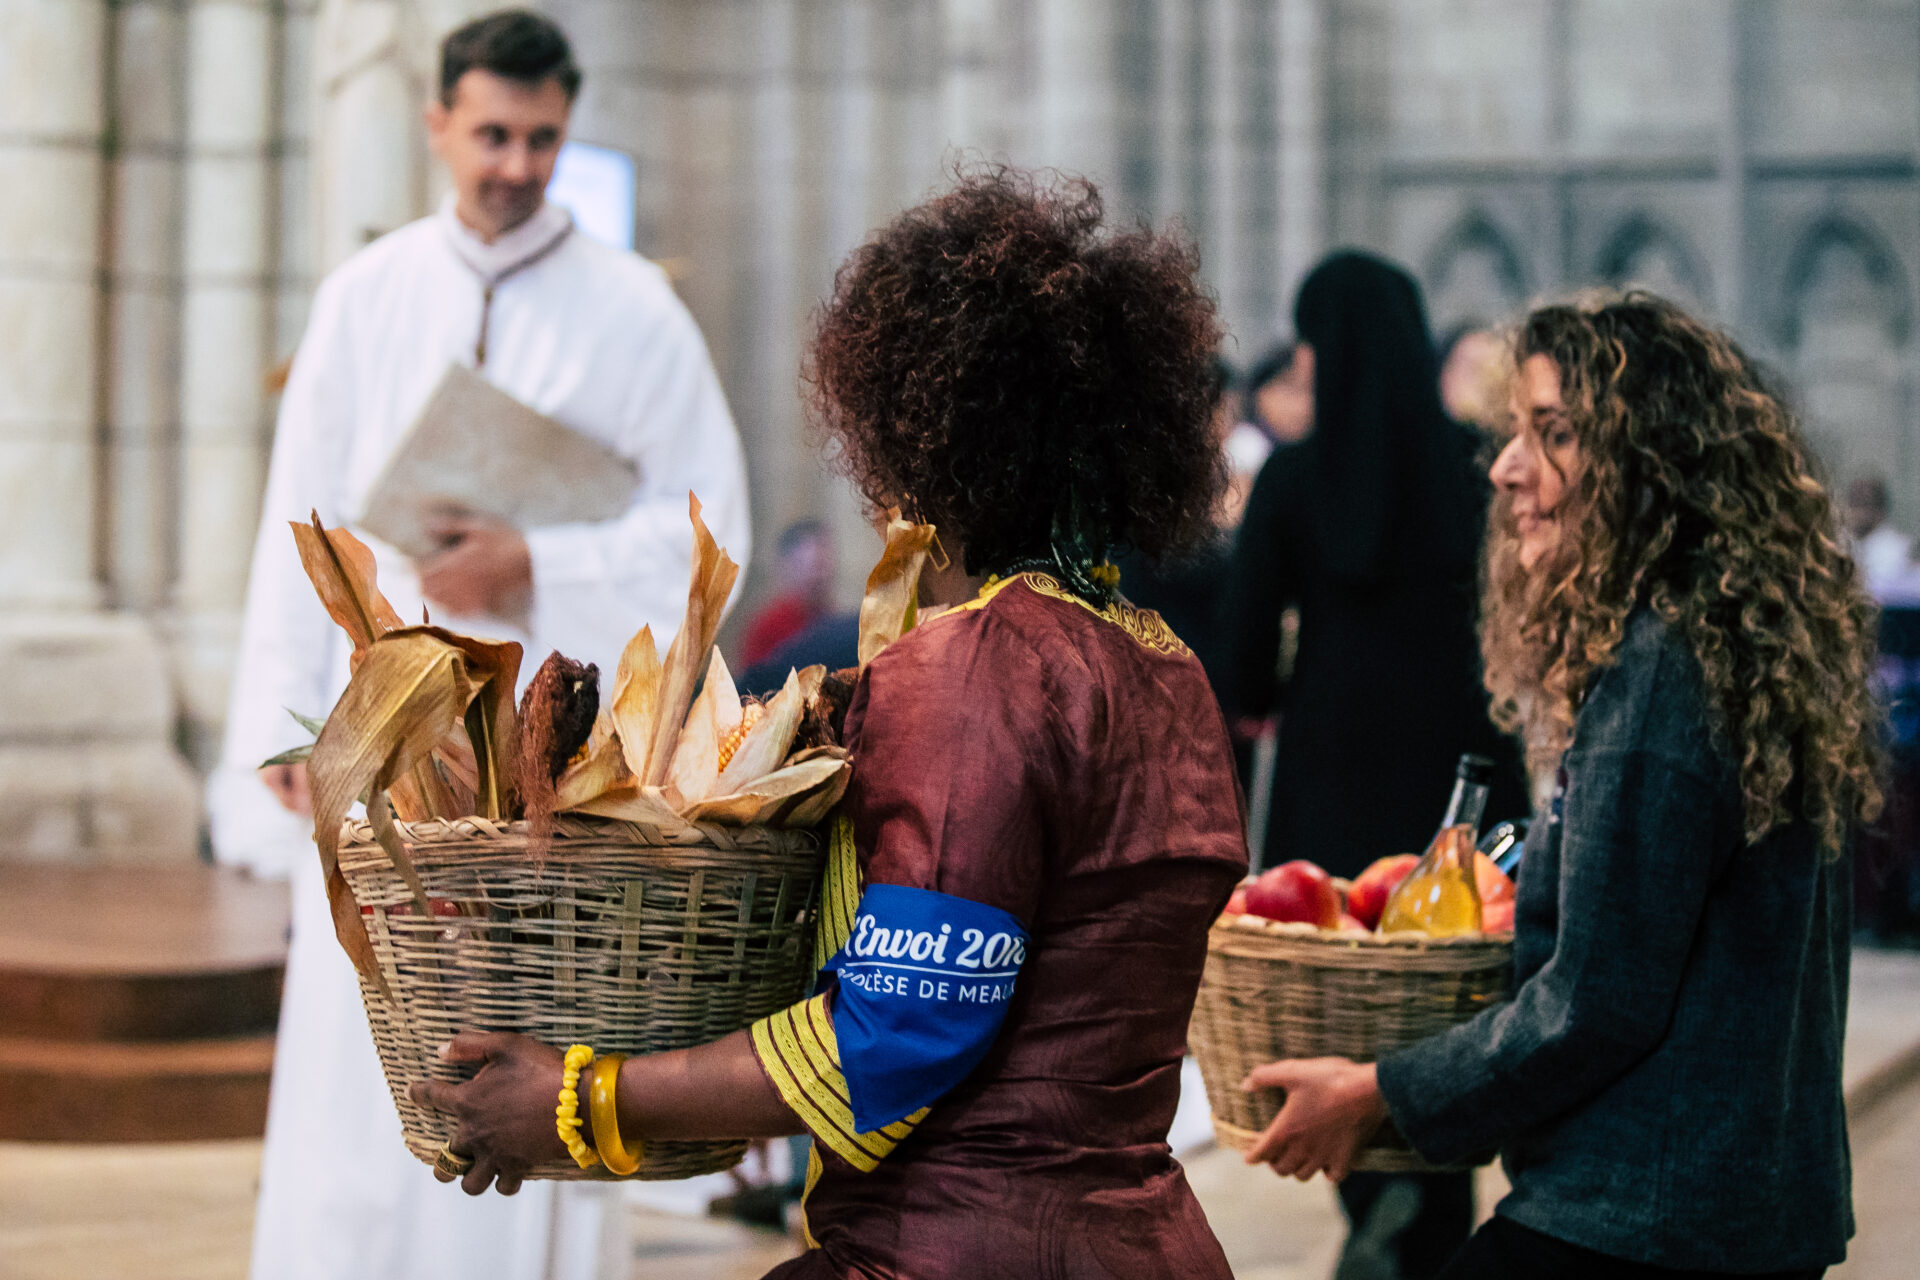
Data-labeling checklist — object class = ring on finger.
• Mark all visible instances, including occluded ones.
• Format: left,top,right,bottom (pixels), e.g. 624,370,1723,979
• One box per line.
434,1142,475,1178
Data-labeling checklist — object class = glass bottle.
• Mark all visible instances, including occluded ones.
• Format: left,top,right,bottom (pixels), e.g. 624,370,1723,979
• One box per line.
1379,753,1495,936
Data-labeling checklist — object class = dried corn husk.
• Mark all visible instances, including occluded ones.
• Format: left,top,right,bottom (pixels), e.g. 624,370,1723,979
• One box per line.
308,628,489,989
554,710,631,810
290,512,406,652
663,649,742,808
712,665,822,797
685,753,850,826
290,516,493,822
858,516,937,666
643,495,739,787
608,626,663,783
569,783,685,827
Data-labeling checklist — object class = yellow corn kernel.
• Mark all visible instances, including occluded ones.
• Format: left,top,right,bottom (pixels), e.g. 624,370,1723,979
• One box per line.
717,703,764,773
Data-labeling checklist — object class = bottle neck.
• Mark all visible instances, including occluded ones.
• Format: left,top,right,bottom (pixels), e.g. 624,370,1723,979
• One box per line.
1439,776,1490,839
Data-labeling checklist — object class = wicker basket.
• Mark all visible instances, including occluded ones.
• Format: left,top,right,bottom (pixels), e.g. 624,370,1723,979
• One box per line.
1187,915,1512,1172
336,812,823,1181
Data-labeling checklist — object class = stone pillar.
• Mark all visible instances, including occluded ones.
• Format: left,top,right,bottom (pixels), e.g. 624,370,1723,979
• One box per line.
313,0,432,274
1274,0,1328,317
0,0,107,612
170,0,280,757
105,0,186,614
1202,0,1248,339
0,0,199,864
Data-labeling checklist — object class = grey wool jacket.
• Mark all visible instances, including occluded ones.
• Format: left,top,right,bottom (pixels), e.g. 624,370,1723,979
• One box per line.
1377,610,1853,1272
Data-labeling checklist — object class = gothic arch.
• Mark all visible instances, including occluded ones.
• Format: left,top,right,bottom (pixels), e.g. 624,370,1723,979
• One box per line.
1781,212,1911,348
1424,210,1531,325
1595,214,1711,309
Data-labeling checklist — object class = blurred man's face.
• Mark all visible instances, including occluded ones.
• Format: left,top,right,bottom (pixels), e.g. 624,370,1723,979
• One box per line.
786,534,835,606
426,70,570,241
1256,345,1315,444
1844,480,1888,541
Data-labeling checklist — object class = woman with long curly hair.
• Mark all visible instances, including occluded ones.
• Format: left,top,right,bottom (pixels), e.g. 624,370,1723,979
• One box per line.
1241,294,1880,1279
408,167,1246,1277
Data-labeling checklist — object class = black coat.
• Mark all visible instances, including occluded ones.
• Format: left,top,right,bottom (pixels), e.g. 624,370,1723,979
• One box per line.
1228,438,1526,875
1227,252,1525,875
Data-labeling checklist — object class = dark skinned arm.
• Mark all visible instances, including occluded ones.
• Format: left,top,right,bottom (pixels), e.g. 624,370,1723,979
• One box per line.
409,1028,800,1196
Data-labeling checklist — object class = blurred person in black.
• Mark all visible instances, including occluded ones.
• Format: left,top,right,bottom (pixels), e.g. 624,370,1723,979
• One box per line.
1227,250,1526,1280
1115,357,1240,701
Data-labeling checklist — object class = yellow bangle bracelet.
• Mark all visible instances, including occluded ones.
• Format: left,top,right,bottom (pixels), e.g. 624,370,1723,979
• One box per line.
587,1055,642,1177
556,1044,599,1170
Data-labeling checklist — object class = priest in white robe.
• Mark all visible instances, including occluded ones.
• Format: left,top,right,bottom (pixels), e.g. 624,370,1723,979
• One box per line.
206,13,750,1279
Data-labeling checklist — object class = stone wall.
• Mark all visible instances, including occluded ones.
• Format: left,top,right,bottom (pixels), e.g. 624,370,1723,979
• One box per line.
5,0,1916,863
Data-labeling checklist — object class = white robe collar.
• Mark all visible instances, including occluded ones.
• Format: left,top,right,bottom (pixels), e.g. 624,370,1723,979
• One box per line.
437,194,574,283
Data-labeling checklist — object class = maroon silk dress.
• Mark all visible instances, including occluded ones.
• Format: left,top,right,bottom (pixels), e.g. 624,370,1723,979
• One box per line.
749,572,1246,1279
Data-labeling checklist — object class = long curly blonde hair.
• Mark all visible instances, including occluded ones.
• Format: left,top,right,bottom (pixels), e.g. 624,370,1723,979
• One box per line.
1482,294,1883,855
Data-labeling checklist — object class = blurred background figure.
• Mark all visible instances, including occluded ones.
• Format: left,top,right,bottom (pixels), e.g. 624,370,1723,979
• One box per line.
1844,473,1915,596
1435,322,1510,433
734,517,862,698
738,519,837,669
1227,250,1528,1280
208,11,747,1280
1116,356,1241,716
1247,342,1317,446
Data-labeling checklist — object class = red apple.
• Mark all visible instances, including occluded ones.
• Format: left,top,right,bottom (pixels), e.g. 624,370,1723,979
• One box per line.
1346,854,1420,930
1337,912,1368,932
1474,853,1515,906
1481,898,1515,934
1244,860,1341,928
1224,886,1250,917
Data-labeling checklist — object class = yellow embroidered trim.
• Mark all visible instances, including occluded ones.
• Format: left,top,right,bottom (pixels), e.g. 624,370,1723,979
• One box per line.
1018,571,1188,654
802,996,923,1141
752,1011,877,1171
814,816,861,974
749,994,927,1174
926,572,1023,620
798,1142,823,1249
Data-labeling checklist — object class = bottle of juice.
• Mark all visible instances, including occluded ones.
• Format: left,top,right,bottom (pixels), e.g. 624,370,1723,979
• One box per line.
1379,753,1495,936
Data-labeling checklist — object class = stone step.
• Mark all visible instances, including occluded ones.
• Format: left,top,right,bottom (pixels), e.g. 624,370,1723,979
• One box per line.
0,861,290,1142
0,963,282,1041
0,1033,276,1142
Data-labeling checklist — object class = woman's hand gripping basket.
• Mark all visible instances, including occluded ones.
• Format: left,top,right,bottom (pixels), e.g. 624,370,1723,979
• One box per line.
341,812,823,1181
278,496,855,1180
1187,914,1513,1172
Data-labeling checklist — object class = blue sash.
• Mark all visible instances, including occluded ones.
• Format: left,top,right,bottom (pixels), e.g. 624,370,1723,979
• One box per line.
820,883,1030,1132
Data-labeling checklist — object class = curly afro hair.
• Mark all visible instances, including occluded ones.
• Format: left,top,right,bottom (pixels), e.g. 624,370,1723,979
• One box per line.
806,166,1225,583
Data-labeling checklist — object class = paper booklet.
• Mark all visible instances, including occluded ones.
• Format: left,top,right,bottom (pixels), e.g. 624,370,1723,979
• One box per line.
357,363,639,560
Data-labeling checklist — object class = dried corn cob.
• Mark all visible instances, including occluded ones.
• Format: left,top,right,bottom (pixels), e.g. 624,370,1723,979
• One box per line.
717,702,765,773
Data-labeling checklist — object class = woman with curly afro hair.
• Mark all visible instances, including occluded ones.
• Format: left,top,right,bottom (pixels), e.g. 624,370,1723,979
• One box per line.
407,168,1246,1278
1243,294,1881,1279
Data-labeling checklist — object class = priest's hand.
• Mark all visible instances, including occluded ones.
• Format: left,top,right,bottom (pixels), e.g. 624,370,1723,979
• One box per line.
410,1032,571,1196
1241,1057,1387,1183
258,764,311,816
417,512,532,620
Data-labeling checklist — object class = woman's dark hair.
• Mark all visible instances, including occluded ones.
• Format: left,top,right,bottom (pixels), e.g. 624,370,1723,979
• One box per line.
806,166,1225,594
440,9,581,105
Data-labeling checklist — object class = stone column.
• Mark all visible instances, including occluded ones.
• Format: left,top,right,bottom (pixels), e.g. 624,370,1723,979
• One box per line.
105,0,186,614
1203,0,1249,338
1274,0,1327,317
0,0,107,612
0,0,199,863
313,0,432,274
170,0,279,755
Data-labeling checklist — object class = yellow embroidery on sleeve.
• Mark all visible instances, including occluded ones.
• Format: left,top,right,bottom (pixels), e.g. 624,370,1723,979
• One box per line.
748,993,927,1174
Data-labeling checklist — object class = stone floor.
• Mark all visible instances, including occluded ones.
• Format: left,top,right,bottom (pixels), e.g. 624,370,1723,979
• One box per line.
5,947,1919,1280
